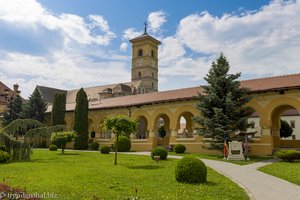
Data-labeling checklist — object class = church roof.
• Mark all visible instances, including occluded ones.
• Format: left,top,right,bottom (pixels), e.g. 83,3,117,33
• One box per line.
130,33,161,45
36,85,67,104
46,73,300,112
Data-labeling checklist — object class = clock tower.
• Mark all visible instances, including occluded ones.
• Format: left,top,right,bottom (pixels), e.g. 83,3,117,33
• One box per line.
130,26,161,94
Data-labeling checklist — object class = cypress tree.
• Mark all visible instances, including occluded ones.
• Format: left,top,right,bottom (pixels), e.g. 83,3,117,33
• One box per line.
2,95,23,126
73,88,89,150
22,88,47,123
51,93,66,126
194,54,253,151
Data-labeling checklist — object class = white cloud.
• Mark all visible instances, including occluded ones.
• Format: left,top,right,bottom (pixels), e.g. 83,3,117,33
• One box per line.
147,11,167,33
120,42,128,52
159,0,300,82
123,28,143,40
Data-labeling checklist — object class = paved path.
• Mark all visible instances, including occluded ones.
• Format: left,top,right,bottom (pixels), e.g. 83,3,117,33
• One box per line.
124,152,300,200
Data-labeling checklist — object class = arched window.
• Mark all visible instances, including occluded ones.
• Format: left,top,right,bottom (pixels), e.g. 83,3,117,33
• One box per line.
138,49,143,57
250,121,255,129
151,50,154,57
152,82,154,89
138,71,141,77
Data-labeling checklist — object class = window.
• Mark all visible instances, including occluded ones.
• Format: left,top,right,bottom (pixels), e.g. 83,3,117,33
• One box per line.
152,82,154,89
138,49,143,57
142,89,145,93
139,88,141,94
151,50,154,57
138,71,141,77
152,72,154,78
290,120,296,128
250,121,255,129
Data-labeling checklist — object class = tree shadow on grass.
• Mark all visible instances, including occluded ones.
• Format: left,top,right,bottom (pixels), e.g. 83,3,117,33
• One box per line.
126,165,164,170
31,158,59,163
57,153,80,156
203,181,218,186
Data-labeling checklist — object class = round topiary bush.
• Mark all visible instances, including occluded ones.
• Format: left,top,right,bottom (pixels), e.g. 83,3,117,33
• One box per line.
174,144,186,154
276,150,300,162
114,136,131,152
90,142,100,151
175,156,207,184
151,147,168,160
0,150,11,163
0,144,5,151
100,146,111,154
49,145,58,151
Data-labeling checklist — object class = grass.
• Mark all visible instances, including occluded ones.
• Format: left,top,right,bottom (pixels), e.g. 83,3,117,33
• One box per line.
258,160,300,185
169,152,273,165
0,150,249,200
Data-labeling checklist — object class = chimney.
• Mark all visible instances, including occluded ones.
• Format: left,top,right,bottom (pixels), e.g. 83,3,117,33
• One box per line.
13,84,19,95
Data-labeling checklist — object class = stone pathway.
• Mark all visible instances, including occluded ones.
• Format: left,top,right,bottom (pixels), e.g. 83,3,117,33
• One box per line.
124,152,300,200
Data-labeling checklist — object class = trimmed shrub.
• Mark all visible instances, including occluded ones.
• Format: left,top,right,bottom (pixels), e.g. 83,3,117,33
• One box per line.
114,136,131,152
276,150,300,163
49,145,58,151
175,156,207,184
0,144,5,151
90,142,100,151
0,150,11,163
151,147,168,160
100,146,110,154
174,144,186,154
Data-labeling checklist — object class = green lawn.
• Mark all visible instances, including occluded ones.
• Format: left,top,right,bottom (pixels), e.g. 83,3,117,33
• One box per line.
259,160,300,185
0,150,249,200
170,152,273,165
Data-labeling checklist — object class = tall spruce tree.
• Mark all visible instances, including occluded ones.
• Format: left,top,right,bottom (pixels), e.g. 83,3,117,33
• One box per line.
194,54,253,151
22,88,47,123
51,92,66,125
73,88,89,150
2,95,23,126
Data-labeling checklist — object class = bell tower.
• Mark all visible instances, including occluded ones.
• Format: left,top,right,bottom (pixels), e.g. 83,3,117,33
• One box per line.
130,23,161,94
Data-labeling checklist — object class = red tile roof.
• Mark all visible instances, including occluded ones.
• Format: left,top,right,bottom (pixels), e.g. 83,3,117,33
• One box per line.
52,73,300,112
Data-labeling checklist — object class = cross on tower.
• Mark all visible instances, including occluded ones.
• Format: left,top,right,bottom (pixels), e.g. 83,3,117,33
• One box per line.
144,21,148,34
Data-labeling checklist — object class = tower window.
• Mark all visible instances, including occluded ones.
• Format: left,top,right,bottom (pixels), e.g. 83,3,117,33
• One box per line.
138,49,143,57
152,82,154,89
151,50,154,57
138,71,141,77
152,72,154,78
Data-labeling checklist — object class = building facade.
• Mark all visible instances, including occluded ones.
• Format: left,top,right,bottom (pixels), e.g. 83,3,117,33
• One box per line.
42,32,300,156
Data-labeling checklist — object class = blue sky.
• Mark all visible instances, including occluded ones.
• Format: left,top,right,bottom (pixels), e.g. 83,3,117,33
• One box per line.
0,0,299,97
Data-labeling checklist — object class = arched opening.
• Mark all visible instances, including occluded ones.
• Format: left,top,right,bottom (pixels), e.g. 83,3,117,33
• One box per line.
138,71,141,77
271,105,300,148
88,119,94,137
151,50,154,57
138,49,143,57
98,118,111,139
154,114,171,146
137,116,148,139
152,82,154,89
176,112,195,138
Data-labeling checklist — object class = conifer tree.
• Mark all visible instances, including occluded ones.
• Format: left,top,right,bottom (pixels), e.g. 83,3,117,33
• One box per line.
194,54,253,151
22,88,47,123
73,88,89,150
2,95,23,126
51,92,66,126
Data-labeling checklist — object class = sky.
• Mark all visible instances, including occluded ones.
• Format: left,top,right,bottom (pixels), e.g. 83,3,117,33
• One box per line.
0,0,300,98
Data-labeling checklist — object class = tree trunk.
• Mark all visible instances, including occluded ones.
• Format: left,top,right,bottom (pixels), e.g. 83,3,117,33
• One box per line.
114,135,118,165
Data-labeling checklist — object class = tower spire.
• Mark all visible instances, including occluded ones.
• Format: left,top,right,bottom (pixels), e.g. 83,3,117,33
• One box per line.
144,21,148,34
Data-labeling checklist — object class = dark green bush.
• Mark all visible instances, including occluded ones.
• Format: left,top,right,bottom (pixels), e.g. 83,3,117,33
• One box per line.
100,146,110,154
174,144,186,154
151,147,168,160
114,136,131,152
49,145,58,151
90,142,100,151
175,156,207,184
0,144,5,151
0,150,11,163
276,150,300,163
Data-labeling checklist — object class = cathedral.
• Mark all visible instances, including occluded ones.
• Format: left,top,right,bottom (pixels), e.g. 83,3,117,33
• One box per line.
38,31,300,156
